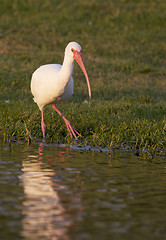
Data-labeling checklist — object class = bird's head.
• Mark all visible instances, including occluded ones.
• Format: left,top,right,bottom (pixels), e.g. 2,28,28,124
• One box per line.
65,42,91,99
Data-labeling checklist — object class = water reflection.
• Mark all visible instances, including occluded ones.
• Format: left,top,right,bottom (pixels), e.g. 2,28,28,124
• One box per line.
1,141,166,239
20,142,71,240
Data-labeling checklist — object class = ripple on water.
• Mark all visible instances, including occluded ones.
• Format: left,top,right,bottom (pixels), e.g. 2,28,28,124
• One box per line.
0,141,166,240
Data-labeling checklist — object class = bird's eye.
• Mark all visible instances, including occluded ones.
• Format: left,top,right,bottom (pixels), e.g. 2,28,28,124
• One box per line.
71,49,74,52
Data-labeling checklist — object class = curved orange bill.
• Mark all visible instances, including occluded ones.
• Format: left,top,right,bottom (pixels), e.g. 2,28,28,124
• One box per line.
73,50,91,99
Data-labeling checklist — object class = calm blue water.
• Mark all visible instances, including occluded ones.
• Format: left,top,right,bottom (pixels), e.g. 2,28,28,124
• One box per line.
0,141,166,240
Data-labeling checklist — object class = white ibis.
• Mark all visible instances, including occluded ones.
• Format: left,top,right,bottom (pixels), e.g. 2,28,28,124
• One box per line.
31,42,91,140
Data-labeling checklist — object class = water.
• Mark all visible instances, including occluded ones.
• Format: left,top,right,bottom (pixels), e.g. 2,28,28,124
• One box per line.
0,141,166,240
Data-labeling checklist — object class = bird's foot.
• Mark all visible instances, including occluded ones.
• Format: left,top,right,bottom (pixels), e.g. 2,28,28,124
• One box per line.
52,104,82,139
63,118,82,139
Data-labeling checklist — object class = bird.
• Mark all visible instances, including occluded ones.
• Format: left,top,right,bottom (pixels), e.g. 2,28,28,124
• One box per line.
31,41,91,140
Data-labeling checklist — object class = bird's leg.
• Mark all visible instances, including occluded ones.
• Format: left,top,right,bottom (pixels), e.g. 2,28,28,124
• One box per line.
41,110,46,139
52,104,82,139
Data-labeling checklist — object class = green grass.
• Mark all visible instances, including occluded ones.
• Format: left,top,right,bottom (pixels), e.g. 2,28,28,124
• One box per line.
0,0,166,156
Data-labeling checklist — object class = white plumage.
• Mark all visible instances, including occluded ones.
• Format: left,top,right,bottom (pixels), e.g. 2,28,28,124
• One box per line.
31,64,73,110
31,42,91,140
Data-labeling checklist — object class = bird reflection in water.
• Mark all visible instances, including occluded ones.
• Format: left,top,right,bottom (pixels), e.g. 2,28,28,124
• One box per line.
20,141,71,240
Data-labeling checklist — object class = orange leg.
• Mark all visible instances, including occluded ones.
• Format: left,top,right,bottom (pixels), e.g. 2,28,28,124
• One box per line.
41,110,46,139
52,104,82,139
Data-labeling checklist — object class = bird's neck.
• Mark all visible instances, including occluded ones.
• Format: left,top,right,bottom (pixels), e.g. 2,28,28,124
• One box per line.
59,56,74,83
